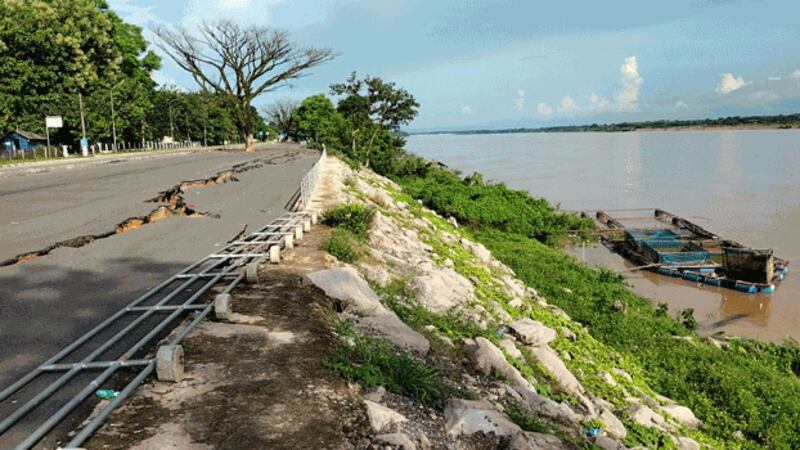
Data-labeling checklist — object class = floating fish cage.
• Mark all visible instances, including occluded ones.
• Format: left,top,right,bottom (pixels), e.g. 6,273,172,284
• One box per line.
591,208,789,294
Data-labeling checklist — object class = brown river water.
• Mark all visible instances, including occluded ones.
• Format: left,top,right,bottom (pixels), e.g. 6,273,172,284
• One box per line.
407,130,800,343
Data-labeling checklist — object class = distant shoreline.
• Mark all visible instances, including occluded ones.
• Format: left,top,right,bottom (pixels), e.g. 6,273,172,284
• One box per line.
409,113,800,136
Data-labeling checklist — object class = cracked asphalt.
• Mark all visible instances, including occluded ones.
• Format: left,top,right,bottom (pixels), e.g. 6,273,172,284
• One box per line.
0,143,316,448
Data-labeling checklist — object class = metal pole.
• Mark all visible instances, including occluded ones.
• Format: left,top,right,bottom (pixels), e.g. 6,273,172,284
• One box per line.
169,103,174,138
110,87,117,152
79,93,86,140
45,123,50,159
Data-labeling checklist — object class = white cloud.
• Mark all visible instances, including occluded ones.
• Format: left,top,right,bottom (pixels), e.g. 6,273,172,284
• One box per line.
557,95,577,113
514,89,526,111
537,102,553,116
107,0,160,25
589,92,610,111
768,76,783,81
715,73,749,94
675,101,689,109
217,0,252,8
749,90,779,104
791,70,800,80
617,56,643,111
182,0,285,26
461,105,473,115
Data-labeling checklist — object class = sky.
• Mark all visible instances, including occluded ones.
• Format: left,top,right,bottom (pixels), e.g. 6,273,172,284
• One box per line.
109,0,800,131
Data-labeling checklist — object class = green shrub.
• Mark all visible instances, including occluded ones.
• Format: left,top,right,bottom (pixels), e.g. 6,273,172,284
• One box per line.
329,320,445,408
321,229,359,262
323,203,376,238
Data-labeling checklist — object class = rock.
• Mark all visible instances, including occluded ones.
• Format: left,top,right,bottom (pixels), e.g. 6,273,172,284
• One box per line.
612,368,632,382
594,435,628,450
508,297,525,310
561,327,577,341
528,345,584,399
363,386,386,403
660,404,701,429
408,266,475,313
443,258,454,268
508,319,557,346
443,399,520,437
472,337,537,398
599,371,617,387
598,408,627,440
375,433,417,450
489,301,512,322
364,400,408,432
498,337,522,359
459,237,492,263
707,336,729,350
732,430,745,440
627,405,667,430
510,431,569,450
671,436,701,450
447,216,459,228
611,300,627,312
308,268,429,353
361,264,392,287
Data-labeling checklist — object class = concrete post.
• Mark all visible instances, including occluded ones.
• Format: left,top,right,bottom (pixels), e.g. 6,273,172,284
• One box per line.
269,245,280,264
294,225,303,241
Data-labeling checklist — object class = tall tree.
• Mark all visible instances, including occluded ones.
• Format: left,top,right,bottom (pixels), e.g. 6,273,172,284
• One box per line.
330,72,419,165
264,100,299,137
153,20,335,152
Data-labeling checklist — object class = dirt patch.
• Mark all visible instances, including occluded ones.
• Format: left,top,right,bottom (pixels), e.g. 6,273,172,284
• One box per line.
84,227,372,450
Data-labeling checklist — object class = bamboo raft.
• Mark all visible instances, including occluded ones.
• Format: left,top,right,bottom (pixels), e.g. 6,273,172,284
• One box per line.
585,208,789,294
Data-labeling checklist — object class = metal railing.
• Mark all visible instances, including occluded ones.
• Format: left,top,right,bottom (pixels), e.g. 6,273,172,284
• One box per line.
295,146,326,211
0,150,327,448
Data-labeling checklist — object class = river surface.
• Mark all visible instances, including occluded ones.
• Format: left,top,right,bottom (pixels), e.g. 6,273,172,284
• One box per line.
407,130,800,343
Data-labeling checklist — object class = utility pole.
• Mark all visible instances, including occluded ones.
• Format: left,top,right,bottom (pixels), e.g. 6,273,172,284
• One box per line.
79,93,88,156
110,82,123,152
169,103,175,138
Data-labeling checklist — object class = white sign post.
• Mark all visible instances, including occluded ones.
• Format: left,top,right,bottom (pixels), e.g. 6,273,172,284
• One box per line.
45,116,63,159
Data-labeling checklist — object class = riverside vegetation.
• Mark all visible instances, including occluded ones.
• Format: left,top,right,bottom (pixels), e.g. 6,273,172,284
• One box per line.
285,76,800,449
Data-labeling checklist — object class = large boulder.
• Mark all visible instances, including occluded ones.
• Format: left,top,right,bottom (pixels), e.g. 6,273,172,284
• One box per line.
528,346,583,398
510,431,569,450
508,319,557,346
598,408,627,440
364,400,408,432
594,436,628,450
459,237,492,263
444,399,520,437
660,404,701,429
408,266,475,313
469,337,580,424
307,268,429,353
671,436,701,450
627,405,668,431
375,433,416,450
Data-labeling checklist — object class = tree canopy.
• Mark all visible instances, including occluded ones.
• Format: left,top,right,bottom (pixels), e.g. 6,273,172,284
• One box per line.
153,20,335,151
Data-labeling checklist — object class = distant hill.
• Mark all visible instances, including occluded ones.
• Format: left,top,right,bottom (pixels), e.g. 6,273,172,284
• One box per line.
412,113,800,135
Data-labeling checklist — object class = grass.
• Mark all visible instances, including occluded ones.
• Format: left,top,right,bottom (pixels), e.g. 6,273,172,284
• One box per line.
329,319,445,408
320,228,359,262
323,203,376,238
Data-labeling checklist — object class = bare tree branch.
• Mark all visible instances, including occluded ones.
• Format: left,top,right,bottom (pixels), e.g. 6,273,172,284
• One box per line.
152,20,335,151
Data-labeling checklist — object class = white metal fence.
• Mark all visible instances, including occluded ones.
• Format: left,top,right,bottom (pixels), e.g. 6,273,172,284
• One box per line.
296,145,326,211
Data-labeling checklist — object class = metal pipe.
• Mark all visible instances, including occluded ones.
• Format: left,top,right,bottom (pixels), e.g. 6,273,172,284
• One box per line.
41,359,153,372
64,363,154,448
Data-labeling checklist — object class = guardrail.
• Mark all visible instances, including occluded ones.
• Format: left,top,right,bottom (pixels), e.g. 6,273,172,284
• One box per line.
0,151,326,449
295,145,326,211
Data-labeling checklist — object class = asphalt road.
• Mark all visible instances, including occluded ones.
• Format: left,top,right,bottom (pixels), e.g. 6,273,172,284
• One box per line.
0,143,317,447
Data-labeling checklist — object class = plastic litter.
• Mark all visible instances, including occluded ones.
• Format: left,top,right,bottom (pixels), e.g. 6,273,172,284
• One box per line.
95,389,119,399
586,427,601,438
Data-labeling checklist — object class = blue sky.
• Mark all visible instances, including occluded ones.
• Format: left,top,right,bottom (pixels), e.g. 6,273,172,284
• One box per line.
110,0,800,131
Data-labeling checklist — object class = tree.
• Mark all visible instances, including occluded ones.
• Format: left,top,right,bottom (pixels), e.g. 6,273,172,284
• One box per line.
263,100,299,137
153,20,335,152
0,0,160,146
330,72,419,165
291,94,345,149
